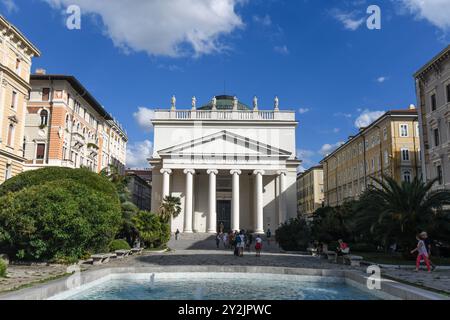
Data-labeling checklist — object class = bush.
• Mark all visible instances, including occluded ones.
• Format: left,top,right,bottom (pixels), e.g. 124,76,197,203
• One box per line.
0,167,117,199
275,218,311,251
0,177,121,262
132,211,170,248
349,242,378,253
0,259,6,278
109,239,131,252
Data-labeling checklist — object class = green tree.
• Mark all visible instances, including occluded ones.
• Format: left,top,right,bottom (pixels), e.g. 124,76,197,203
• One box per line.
132,211,170,248
275,217,311,251
159,196,181,223
100,165,139,245
355,176,450,255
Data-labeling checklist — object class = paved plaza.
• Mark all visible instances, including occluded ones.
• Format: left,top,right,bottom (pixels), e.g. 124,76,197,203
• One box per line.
1,246,450,296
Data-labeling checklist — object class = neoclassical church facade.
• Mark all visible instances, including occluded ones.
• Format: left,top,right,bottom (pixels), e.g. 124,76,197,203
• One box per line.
149,95,300,234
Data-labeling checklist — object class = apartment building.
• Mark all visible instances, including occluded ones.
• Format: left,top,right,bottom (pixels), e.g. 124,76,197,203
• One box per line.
125,169,152,211
415,45,450,189
25,72,127,173
0,16,40,182
297,165,324,216
321,107,421,207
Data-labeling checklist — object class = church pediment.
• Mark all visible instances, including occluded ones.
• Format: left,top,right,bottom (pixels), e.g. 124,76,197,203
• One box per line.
158,130,291,158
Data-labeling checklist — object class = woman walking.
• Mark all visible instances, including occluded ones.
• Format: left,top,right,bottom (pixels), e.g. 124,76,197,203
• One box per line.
411,234,431,272
255,234,262,257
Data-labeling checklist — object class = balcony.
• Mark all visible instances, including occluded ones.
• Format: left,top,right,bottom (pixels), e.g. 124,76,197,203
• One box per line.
71,132,85,149
153,109,296,122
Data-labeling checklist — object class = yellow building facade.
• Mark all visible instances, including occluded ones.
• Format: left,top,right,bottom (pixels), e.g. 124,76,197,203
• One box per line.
297,165,324,216
321,107,421,207
0,16,40,182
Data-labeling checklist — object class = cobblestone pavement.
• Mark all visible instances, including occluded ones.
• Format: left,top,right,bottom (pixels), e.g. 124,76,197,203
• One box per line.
1,249,450,295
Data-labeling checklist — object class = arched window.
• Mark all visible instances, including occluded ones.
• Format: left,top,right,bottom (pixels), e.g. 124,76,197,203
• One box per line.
7,124,14,146
40,110,49,126
65,115,70,128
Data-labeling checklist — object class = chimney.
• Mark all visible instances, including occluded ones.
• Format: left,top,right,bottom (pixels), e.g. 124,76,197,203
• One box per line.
35,68,46,75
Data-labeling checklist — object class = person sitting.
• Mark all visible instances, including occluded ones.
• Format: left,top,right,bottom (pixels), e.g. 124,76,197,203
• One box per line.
335,239,350,263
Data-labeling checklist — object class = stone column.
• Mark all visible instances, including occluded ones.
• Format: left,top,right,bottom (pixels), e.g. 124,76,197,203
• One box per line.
183,169,195,233
277,170,287,225
207,169,218,233
230,169,241,231
160,168,172,199
253,170,265,234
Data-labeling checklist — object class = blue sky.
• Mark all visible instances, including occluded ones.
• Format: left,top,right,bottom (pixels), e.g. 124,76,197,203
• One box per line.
1,0,449,169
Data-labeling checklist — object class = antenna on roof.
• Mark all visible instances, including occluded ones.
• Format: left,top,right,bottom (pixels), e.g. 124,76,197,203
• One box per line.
223,80,226,95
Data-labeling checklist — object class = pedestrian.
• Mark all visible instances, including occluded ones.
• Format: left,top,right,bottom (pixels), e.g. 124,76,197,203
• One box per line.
238,230,245,257
222,232,228,249
411,234,431,273
421,232,436,271
175,229,180,241
216,233,221,249
255,234,262,257
266,226,272,246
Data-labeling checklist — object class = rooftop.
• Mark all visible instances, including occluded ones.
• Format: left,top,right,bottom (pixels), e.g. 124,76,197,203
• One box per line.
198,95,251,111
31,74,112,120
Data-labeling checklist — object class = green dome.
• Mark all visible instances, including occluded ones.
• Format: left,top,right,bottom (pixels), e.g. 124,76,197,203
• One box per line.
198,95,251,111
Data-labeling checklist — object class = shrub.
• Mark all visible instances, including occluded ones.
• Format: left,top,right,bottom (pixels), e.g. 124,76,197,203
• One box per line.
349,242,378,253
0,167,117,199
132,211,170,248
275,218,311,251
0,259,6,278
0,178,121,262
109,239,131,252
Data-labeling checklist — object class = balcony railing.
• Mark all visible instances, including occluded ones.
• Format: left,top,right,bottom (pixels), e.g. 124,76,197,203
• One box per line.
153,110,296,121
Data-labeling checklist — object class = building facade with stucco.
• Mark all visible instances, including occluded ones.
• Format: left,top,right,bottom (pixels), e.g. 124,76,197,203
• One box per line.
149,95,300,234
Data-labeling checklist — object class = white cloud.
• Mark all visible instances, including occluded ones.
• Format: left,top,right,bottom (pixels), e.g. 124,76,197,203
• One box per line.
133,107,155,133
1,0,18,12
354,109,385,128
42,0,245,57
126,140,153,169
331,10,365,31
298,108,310,114
334,112,353,118
398,0,450,32
253,14,272,26
274,45,289,55
376,76,388,83
319,142,345,156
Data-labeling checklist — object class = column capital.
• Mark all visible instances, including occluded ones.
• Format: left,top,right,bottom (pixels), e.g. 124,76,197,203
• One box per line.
183,168,196,175
230,169,242,175
207,169,219,175
253,169,265,176
277,170,288,176
160,168,173,175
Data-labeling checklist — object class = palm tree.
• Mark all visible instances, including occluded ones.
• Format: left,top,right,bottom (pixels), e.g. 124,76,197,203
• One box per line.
355,175,450,255
159,196,181,223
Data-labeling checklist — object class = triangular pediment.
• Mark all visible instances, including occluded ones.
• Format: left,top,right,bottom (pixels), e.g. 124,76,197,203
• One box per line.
158,130,291,158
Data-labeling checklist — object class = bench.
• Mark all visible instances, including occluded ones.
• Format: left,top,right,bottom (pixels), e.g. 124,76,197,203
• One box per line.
343,255,364,267
115,250,131,259
131,248,143,255
91,254,113,265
